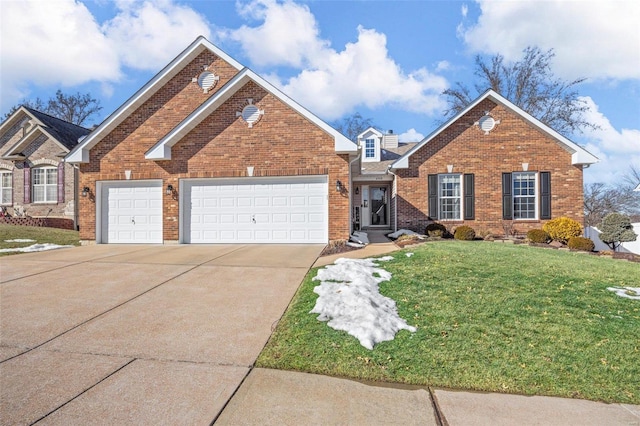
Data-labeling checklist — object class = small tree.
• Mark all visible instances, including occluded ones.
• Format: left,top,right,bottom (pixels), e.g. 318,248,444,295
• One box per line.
598,213,637,251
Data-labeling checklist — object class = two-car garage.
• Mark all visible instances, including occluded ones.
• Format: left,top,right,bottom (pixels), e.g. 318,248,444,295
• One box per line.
98,176,328,244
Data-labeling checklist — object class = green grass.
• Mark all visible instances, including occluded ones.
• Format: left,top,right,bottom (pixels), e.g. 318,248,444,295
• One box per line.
0,224,80,256
257,241,640,404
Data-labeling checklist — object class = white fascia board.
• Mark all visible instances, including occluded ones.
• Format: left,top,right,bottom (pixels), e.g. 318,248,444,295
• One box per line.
357,127,382,140
0,107,43,136
67,36,244,164
243,69,356,153
391,89,598,169
145,71,251,160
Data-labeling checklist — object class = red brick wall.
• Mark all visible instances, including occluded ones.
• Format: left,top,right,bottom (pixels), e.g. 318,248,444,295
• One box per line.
0,217,74,230
395,99,584,235
78,53,350,242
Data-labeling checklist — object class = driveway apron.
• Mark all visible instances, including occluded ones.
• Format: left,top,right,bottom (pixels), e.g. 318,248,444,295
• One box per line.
0,244,322,425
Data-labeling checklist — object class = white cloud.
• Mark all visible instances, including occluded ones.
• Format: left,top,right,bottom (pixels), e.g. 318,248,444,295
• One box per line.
579,96,640,185
103,0,212,71
222,1,447,120
398,128,425,143
461,4,468,18
461,0,640,81
0,0,211,113
222,0,329,68
0,0,120,107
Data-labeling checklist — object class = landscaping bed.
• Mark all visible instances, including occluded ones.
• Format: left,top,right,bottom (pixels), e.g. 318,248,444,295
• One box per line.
258,241,640,404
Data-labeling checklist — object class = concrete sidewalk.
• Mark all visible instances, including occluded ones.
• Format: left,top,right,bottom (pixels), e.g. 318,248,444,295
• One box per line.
219,233,640,426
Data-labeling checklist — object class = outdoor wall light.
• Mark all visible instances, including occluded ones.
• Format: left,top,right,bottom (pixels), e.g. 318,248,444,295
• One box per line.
81,187,90,197
166,184,174,195
355,186,360,195
336,180,343,193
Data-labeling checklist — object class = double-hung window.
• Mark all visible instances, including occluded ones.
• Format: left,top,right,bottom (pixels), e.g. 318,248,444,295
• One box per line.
0,172,12,205
438,174,462,220
32,166,57,203
364,138,376,159
512,172,537,219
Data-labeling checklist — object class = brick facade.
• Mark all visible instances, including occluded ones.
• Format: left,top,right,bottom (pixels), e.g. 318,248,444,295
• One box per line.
395,99,585,235
0,118,76,220
77,52,351,242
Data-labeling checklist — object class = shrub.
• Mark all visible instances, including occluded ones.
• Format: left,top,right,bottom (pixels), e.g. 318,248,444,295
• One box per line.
543,217,582,244
454,225,476,241
425,223,448,238
598,212,637,251
567,236,595,252
527,229,550,244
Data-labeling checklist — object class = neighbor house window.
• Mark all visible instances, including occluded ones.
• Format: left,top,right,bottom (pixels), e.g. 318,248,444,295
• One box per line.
32,166,57,203
438,174,462,220
364,138,376,159
512,172,537,219
0,172,12,205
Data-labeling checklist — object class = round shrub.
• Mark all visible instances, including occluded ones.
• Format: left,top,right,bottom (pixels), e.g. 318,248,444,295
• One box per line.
527,229,550,244
567,236,595,252
425,223,447,238
454,225,476,241
543,217,582,244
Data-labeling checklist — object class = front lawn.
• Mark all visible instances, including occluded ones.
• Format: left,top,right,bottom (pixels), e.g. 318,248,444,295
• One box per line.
0,224,80,256
257,241,640,404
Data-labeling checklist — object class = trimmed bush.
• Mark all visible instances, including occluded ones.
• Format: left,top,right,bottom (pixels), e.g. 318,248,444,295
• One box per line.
454,225,476,241
425,223,448,238
527,229,550,244
543,217,582,244
598,212,637,251
567,236,595,252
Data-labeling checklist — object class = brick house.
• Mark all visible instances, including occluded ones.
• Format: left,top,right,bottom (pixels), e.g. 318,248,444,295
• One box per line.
67,36,356,244
0,107,90,225
67,37,596,245
352,90,598,236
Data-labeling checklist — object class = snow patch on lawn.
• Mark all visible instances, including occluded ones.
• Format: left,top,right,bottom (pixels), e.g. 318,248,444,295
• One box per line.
388,229,423,239
406,252,414,257
310,256,416,350
0,243,73,253
607,287,640,300
4,239,36,242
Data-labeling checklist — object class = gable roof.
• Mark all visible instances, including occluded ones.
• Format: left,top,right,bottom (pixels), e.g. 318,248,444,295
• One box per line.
0,106,90,159
145,68,355,159
68,36,355,163
391,89,599,169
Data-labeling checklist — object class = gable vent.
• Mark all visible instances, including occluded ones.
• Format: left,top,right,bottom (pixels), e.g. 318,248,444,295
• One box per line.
196,71,219,93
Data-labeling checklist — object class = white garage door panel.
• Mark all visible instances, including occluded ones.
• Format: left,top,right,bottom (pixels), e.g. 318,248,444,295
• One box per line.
100,181,163,244
183,176,328,244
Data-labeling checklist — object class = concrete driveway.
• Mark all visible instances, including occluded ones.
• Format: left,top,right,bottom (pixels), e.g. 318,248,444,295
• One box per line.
0,244,323,425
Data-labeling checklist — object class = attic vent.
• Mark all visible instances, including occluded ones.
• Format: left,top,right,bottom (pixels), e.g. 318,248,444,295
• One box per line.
475,112,501,135
195,71,219,93
236,99,264,128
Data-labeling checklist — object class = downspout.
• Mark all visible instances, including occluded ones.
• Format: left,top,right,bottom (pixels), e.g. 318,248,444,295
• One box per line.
73,164,79,231
348,152,361,235
387,166,398,232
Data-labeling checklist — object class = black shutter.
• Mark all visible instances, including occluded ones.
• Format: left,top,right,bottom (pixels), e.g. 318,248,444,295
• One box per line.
502,172,512,220
57,163,65,203
463,173,475,220
428,174,438,219
540,171,551,219
23,162,31,204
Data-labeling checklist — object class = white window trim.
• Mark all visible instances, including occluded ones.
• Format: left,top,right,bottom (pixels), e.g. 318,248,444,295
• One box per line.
32,166,57,204
361,136,381,162
438,173,463,221
512,172,538,220
0,171,12,205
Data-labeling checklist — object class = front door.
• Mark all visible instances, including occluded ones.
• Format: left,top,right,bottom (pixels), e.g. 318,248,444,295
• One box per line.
360,185,388,227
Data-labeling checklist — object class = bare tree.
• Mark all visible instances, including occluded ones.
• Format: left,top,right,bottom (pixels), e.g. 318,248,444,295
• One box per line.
2,90,102,127
443,47,597,136
333,112,375,142
584,166,640,227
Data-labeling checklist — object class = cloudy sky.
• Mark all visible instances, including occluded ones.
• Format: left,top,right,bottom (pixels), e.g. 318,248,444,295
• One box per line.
1,0,638,185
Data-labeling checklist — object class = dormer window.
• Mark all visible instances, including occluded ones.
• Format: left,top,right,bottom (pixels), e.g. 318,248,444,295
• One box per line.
364,139,376,159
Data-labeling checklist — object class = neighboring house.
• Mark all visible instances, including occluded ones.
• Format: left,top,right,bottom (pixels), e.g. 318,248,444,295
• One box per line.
67,36,356,244
353,90,598,235
0,107,90,223
66,36,597,245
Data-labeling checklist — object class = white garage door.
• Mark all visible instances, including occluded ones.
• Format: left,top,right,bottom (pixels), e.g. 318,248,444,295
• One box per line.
99,180,163,244
182,176,327,244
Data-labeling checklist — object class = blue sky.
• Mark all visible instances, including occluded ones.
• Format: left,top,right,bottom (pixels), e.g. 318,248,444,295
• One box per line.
1,0,638,185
